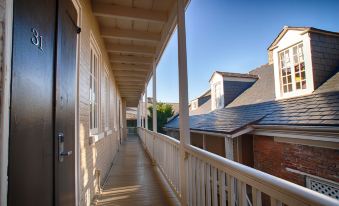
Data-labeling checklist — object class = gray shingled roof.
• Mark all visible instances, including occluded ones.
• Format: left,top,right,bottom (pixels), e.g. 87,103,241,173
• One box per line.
216,71,258,79
227,64,275,107
315,71,339,94
190,98,211,116
165,91,339,134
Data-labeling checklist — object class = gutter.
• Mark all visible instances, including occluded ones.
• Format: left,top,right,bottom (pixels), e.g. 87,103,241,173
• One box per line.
163,126,254,138
252,124,339,133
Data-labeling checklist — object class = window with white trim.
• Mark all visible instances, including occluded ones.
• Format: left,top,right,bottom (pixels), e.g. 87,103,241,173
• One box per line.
90,47,99,134
104,69,110,131
279,42,306,94
191,100,198,110
113,86,117,131
214,82,222,109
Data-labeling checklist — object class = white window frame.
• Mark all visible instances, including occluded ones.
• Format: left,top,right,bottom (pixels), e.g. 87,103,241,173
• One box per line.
279,42,307,95
113,83,117,131
273,31,315,100
191,100,198,110
214,82,222,109
89,33,101,135
104,67,110,132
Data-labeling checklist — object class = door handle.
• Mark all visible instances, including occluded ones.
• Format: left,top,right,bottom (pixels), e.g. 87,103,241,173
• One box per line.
58,132,72,162
60,151,72,156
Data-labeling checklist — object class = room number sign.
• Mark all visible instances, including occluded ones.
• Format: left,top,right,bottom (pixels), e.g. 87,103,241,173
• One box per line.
31,28,43,51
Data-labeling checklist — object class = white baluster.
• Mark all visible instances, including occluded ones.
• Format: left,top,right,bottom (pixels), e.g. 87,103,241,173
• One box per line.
212,167,218,206
206,164,211,206
219,171,226,206
227,174,236,206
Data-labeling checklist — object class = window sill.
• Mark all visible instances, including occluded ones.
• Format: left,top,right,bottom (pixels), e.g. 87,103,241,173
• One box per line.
89,132,105,145
106,130,113,135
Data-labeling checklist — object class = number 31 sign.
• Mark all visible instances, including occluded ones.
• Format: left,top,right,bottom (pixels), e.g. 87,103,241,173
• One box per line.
31,28,43,51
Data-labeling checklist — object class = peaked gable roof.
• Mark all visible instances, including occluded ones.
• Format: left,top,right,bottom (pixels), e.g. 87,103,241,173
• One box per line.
268,26,339,51
209,71,258,82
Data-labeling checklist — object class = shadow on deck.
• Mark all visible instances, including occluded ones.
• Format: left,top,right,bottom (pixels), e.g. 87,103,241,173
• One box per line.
94,134,180,206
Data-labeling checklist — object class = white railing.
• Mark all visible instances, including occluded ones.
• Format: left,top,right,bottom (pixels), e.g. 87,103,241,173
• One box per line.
137,127,338,206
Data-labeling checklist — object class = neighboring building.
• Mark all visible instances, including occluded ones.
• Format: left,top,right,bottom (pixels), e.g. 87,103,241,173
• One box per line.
164,26,339,200
210,71,258,110
126,107,137,127
189,89,211,115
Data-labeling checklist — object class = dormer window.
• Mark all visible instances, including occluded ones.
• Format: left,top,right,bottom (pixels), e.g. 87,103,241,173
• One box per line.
214,82,222,109
293,43,306,90
191,100,198,111
278,42,308,97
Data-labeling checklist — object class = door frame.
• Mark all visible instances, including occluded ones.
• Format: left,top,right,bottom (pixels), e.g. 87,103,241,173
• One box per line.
70,0,81,205
0,0,13,205
0,0,82,205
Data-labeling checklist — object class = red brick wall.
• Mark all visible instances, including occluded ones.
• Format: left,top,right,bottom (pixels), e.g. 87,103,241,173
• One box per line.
253,135,339,186
205,134,225,157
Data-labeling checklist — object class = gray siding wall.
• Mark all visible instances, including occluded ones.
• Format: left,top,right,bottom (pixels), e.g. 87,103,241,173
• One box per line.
198,95,210,107
310,33,339,88
223,81,256,106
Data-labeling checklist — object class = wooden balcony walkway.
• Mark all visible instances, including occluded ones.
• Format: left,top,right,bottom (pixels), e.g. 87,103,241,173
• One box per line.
94,134,180,206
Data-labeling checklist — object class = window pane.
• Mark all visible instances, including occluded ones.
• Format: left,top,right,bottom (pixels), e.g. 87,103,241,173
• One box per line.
283,77,287,84
296,82,301,89
288,84,292,92
298,43,304,62
300,62,305,71
302,81,307,89
287,75,292,83
301,71,306,80
295,65,299,72
287,68,291,75
283,85,287,93
90,103,93,129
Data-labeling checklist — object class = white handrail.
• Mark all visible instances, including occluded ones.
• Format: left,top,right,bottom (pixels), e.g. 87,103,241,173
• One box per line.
137,127,338,206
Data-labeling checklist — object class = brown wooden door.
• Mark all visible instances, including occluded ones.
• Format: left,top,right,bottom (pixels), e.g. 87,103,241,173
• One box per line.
9,0,78,205
9,0,57,205
241,135,254,167
54,0,78,205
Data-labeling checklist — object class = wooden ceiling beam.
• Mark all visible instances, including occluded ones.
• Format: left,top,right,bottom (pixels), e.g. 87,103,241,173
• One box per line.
118,82,145,86
114,70,147,76
101,27,161,43
92,3,168,23
115,78,145,82
119,86,144,90
110,55,153,65
111,62,150,70
106,43,156,56
115,73,147,78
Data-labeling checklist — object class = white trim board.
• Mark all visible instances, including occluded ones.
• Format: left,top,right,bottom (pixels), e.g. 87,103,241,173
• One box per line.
253,129,339,143
286,168,339,186
274,136,339,150
71,0,82,205
0,1,13,205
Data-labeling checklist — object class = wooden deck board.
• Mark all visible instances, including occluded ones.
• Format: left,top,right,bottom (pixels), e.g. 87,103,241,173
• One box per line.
94,134,180,206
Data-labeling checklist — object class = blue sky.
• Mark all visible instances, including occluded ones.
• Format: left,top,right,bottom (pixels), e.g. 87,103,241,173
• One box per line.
147,0,339,103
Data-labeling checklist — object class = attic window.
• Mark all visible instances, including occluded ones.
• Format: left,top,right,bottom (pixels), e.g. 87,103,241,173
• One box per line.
214,82,222,109
279,42,306,94
191,100,198,110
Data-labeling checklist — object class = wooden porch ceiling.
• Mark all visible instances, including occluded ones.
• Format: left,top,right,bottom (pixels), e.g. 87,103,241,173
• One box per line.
92,0,189,107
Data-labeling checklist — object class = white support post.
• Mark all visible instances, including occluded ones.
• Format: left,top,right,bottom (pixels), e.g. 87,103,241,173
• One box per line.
137,103,140,127
177,0,190,204
145,84,148,130
140,97,144,128
152,64,157,132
